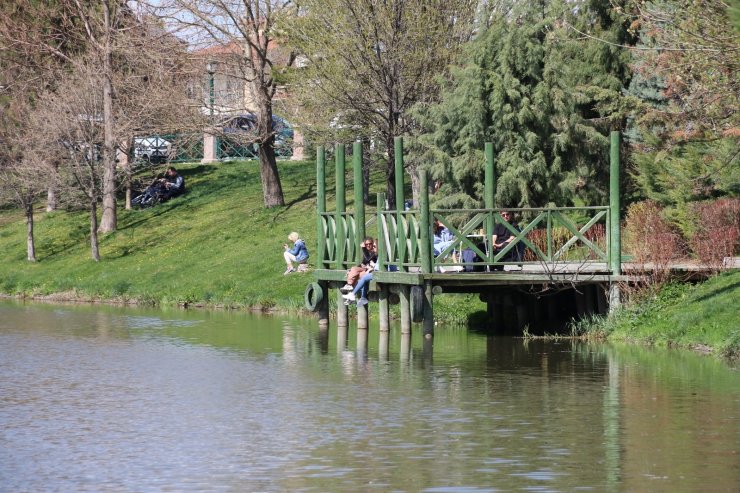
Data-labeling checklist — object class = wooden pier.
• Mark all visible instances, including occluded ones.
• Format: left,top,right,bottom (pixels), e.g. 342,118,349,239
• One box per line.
304,133,638,347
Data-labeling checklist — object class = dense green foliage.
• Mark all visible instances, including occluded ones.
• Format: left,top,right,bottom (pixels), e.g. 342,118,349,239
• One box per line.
415,0,634,209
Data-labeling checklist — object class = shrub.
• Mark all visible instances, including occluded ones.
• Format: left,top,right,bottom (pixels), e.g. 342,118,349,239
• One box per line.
687,198,740,270
623,200,686,287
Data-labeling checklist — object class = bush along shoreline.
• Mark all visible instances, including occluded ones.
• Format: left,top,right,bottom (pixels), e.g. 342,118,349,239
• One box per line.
571,270,739,360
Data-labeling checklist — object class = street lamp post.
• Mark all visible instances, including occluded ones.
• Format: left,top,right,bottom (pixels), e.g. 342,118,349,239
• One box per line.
206,61,218,160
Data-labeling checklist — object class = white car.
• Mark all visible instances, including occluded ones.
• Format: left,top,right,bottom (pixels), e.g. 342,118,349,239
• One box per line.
134,136,172,163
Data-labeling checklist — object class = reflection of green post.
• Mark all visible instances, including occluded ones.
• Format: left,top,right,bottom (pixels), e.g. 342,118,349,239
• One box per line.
353,141,365,261
485,142,495,244
335,143,346,271
609,131,621,275
316,146,326,268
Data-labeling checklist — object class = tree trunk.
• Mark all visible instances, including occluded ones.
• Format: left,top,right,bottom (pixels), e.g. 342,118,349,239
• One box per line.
255,93,285,208
385,134,396,209
46,161,58,212
99,0,117,232
25,202,36,262
90,199,100,262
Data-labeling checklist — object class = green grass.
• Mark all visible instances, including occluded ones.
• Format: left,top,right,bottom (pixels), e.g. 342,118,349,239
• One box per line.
0,160,331,311
574,271,740,359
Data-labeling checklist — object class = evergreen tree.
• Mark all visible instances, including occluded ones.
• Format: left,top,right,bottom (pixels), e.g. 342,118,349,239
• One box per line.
417,0,635,208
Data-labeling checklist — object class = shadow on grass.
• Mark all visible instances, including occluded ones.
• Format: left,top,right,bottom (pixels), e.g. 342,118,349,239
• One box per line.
692,281,740,303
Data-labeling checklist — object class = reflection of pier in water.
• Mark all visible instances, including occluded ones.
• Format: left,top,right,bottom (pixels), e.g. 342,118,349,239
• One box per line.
303,135,727,356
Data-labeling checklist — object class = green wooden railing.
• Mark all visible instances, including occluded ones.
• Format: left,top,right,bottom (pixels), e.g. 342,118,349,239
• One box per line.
314,133,622,275
377,206,610,272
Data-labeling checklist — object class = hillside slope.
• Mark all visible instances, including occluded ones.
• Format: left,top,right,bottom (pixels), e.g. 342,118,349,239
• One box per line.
0,160,329,309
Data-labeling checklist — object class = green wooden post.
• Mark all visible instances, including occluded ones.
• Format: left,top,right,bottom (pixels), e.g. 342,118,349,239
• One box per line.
316,146,326,268
395,136,405,212
353,141,365,260
609,131,621,275
485,142,495,241
377,191,390,351
335,143,346,271
377,193,387,271
420,170,432,274
394,136,406,272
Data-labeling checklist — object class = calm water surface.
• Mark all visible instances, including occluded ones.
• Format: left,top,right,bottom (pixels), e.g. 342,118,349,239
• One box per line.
0,300,737,492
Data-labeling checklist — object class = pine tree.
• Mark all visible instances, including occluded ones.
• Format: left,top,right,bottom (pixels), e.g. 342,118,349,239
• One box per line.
417,0,635,208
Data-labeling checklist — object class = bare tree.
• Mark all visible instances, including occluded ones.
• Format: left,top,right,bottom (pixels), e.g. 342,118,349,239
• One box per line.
110,13,205,209
0,144,51,262
30,58,108,261
153,0,297,208
286,0,477,208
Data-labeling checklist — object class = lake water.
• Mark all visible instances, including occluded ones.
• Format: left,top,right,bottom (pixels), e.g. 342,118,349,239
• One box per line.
0,300,737,492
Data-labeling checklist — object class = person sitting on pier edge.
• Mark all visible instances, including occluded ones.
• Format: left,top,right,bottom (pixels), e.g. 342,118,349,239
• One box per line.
491,210,520,271
283,232,309,275
342,249,378,306
339,237,377,293
433,219,456,258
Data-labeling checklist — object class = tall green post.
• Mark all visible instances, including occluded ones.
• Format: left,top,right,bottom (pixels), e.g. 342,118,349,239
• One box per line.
353,141,365,261
609,131,621,275
485,142,496,242
335,143,346,271
420,170,434,338
316,146,326,268
394,137,405,212
394,136,406,272
420,170,432,274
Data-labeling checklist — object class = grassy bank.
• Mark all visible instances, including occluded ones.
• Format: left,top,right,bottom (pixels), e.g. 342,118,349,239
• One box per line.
575,271,740,359
0,159,486,322
1,159,736,355
0,160,325,311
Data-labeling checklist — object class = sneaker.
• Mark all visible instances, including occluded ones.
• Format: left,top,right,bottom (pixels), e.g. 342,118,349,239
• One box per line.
339,284,353,293
342,292,356,302
283,267,295,275
357,297,369,307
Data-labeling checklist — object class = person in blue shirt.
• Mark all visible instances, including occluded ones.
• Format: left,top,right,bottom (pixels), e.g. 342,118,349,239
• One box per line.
283,232,309,275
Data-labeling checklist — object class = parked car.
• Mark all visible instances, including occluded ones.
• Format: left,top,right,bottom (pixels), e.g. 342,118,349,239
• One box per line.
134,136,172,164
219,113,294,158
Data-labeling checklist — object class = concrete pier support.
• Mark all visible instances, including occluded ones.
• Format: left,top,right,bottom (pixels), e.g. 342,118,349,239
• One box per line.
357,303,368,330
422,283,434,340
399,286,411,337
337,291,349,329
378,285,390,358
318,281,329,328
608,283,621,314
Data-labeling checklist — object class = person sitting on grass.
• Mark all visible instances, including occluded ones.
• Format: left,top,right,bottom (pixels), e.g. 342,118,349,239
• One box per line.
283,232,309,275
339,237,377,293
133,166,185,206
